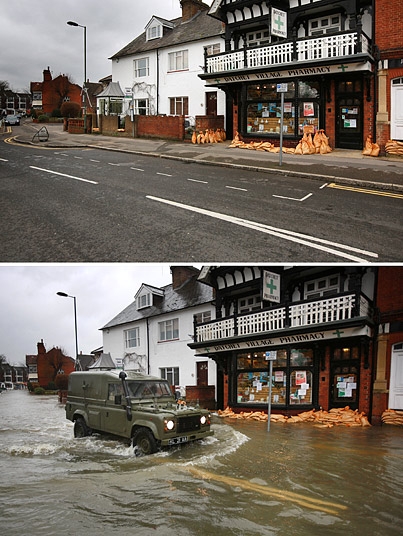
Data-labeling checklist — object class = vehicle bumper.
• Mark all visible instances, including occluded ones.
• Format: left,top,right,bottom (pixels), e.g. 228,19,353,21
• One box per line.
161,429,214,447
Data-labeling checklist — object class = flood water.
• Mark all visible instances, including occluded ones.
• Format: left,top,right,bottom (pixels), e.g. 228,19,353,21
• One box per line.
1,390,403,535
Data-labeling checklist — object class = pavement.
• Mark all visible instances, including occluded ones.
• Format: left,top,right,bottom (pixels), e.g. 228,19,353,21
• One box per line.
3,119,403,192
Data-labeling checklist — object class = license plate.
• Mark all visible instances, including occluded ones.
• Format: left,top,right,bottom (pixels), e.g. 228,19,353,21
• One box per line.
168,436,188,445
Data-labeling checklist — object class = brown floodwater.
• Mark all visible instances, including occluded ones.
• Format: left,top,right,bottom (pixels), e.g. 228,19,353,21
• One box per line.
1,390,402,535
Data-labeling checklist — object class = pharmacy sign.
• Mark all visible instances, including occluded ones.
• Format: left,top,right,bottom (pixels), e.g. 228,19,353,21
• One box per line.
271,8,287,39
263,270,281,303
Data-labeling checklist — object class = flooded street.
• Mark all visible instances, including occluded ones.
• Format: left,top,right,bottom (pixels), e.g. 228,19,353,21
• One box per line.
1,391,403,535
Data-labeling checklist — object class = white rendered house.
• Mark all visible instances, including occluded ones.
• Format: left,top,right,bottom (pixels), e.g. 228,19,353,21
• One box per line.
109,0,225,125
101,266,216,398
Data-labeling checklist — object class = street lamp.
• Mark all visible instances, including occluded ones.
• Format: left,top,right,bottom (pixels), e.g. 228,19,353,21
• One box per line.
67,20,87,132
57,291,80,370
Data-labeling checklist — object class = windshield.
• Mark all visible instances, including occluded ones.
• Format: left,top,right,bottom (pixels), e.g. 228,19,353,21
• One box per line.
127,381,173,399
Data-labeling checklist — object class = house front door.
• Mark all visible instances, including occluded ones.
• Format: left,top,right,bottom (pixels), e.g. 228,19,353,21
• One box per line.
391,79,403,141
206,92,217,116
329,345,360,410
197,361,208,386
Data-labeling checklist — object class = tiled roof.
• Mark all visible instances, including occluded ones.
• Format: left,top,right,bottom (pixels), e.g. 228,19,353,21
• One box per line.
102,276,214,329
110,10,223,59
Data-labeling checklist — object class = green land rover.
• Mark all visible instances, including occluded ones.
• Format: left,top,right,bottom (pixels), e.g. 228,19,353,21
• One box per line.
65,370,213,455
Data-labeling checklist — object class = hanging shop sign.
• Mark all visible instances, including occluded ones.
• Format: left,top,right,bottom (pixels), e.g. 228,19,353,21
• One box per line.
262,270,280,303
195,325,371,354
271,8,287,39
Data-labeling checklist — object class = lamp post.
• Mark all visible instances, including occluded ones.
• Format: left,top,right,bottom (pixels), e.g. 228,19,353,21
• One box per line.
57,291,80,370
67,20,87,132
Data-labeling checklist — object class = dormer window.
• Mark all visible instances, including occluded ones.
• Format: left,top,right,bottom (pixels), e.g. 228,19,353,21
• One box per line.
137,292,151,309
147,24,161,41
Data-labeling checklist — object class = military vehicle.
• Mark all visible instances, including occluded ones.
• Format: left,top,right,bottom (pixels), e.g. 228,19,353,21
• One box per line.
65,370,213,455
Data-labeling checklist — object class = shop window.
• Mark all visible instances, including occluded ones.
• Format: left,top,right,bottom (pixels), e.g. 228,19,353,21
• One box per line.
290,370,313,404
235,347,314,408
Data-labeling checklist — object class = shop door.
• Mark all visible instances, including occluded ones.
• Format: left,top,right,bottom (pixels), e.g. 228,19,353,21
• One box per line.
389,343,403,409
206,92,217,116
329,346,360,410
336,97,362,149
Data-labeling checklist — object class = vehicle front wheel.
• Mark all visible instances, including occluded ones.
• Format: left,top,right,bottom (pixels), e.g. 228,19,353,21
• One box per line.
74,417,91,438
132,428,158,456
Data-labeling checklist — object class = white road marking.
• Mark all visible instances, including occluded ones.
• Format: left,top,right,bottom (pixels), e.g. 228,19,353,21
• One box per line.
157,172,172,177
131,167,144,172
273,193,313,202
226,185,248,191
188,178,208,184
74,156,83,159
108,162,120,166
146,195,378,262
30,166,98,184
320,183,328,189
0,158,8,162
90,159,101,163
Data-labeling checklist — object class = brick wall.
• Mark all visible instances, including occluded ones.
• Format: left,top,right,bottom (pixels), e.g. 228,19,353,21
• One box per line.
375,0,403,53
136,115,185,140
36,341,75,388
195,115,225,132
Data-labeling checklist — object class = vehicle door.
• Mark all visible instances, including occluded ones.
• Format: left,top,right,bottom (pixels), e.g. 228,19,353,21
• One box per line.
102,382,130,437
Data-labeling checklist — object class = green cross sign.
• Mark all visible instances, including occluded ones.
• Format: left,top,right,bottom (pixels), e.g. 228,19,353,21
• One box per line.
274,16,284,31
333,329,344,338
266,278,277,294
338,64,348,72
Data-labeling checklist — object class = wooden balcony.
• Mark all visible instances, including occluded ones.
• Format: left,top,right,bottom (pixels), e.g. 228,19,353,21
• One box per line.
194,292,371,343
204,31,371,75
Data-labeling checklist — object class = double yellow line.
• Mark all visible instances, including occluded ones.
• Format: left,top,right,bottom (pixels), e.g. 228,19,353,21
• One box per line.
328,182,403,199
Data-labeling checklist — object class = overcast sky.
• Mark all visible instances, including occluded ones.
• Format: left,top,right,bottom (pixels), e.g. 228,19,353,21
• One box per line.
0,264,184,365
1,0,183,92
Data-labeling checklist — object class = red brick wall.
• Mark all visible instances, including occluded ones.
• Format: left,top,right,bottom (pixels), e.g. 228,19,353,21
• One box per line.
195,115,225,132
375,0,403,53
136,115,185,140
377,267,403,313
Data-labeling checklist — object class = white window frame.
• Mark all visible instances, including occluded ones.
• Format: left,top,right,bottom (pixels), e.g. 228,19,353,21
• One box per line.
125,327,140,348
309,14,341,36
168,50,188,71
205,43,221,56
134,99,149,115
239,294,261,313
160,367,179,385
159,318,179,342
169,96,188,116
147,24,161,41
195,311,212,324
137,292,151,309
134,57,149,78
304,275,340,299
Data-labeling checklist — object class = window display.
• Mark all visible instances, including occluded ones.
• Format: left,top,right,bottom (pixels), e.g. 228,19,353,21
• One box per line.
235,347,315,407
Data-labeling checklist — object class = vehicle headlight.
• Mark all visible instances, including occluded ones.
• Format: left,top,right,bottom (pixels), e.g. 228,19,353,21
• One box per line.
200,415,207,425
164,419,175,431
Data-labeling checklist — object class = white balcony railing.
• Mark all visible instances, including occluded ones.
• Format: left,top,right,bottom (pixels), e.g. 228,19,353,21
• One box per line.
205,31,370,75
195,293,369,343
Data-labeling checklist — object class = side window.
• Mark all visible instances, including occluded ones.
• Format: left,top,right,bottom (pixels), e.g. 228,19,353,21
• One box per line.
108,383,123,401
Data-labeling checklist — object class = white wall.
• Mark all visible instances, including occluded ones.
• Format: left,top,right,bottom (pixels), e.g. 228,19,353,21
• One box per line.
111,38,226,120
102,303,216,391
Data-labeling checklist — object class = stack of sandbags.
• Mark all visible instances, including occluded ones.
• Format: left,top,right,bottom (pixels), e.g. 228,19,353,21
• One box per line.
381,409,403,426
217,405,371,427
295,130,332,155
228,132,295,153
192,128,226,144
362,135,380,157
385,139,403,156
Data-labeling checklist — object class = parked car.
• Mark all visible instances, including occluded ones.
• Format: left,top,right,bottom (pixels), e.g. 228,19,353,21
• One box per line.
65,370,213,455
5,114,20,125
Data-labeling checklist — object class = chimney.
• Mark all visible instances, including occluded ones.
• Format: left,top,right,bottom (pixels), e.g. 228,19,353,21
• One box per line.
37,339,46,355
180,0,208,22
171,266,200,289
43,67,52,82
